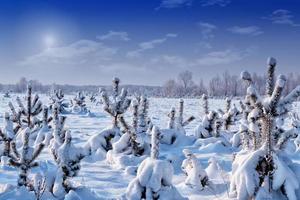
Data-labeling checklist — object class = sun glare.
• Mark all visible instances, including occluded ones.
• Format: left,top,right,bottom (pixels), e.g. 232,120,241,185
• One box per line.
44,35,56,48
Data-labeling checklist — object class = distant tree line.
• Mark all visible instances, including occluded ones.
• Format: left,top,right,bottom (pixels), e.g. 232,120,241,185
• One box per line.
0,77,162,97
162,70,300,98
1,72,300,98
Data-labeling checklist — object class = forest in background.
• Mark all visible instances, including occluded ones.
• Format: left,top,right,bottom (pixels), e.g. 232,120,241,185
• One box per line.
1,70,300,98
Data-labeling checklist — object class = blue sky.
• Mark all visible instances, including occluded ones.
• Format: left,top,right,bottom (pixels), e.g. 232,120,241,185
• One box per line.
0,0,300,85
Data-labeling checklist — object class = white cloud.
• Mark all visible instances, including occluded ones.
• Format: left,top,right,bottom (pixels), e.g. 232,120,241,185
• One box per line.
97,31,130,41
21,40,117,66
196,22,217,49
192,48,253,66
151,55,186,67
156,0,193,9
127,34,177,57
200,0,230,7
228,26,263,36
151,47,254,69
263,9,300,27
197,22,217,40
156,0,230,9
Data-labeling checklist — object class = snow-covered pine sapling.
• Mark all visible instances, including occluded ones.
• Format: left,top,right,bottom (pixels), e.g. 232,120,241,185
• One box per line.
239,100,249,122
225,97,231,113
35,106,53,146
151,126,160,159
50,89,64,104
195,110,218,138
4,91,10,98
72,92,85,107
137,96,151,135
100,77,131,128
223,98,232,130
230,57,300,200
113,97,151,155
167,99,195,132
222,97,240,131
160,99,195,145
277,113,300,150
71,91,88,113
167,107,176,129
50,106,67,160
177,99,195,130
266,57,276,97
30,173,46,200
181,149,209,190
52,131,85,197
9,128,45,187
125,126,186,200
117,114,144,156
89,93,97,103
202,94,209,115
9,84,43,129
8,101,22,133
0,113,19,159
49,89,69,114
84,82,131,158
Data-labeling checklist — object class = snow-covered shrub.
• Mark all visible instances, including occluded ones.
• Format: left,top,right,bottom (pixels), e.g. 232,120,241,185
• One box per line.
85,77,131,159
194,110,220,138
194,94,223,138
30,173,47,200
89,92,97,103
8,128,45,187
220,97,240,131
160,99,195,145
49,108,67,160
206,157,223,181
52,131,85,198
0,113,18,161
181,149,209,190
9,85,43,132
124,127,187,200
4,90,10,98
71,91,88,114
106,97,151,168
230,57,300,200
101,77,131,129
49,89,69,114
34,106,53,146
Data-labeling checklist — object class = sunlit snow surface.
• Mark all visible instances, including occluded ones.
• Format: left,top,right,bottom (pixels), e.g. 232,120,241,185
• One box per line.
0,93,299,199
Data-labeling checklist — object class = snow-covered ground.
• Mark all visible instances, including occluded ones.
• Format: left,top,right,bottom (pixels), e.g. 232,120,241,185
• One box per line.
0,93,299,199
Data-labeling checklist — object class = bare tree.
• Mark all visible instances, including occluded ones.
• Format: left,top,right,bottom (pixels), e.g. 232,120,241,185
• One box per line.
163,79,177,97
178,70,193,90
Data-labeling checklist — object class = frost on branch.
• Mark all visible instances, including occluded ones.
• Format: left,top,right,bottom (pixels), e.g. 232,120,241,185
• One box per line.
8,128,45,187
230,57,300,200
125,126,187,200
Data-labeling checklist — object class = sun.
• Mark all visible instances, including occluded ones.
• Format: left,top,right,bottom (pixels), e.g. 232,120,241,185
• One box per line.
44,35,56,48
